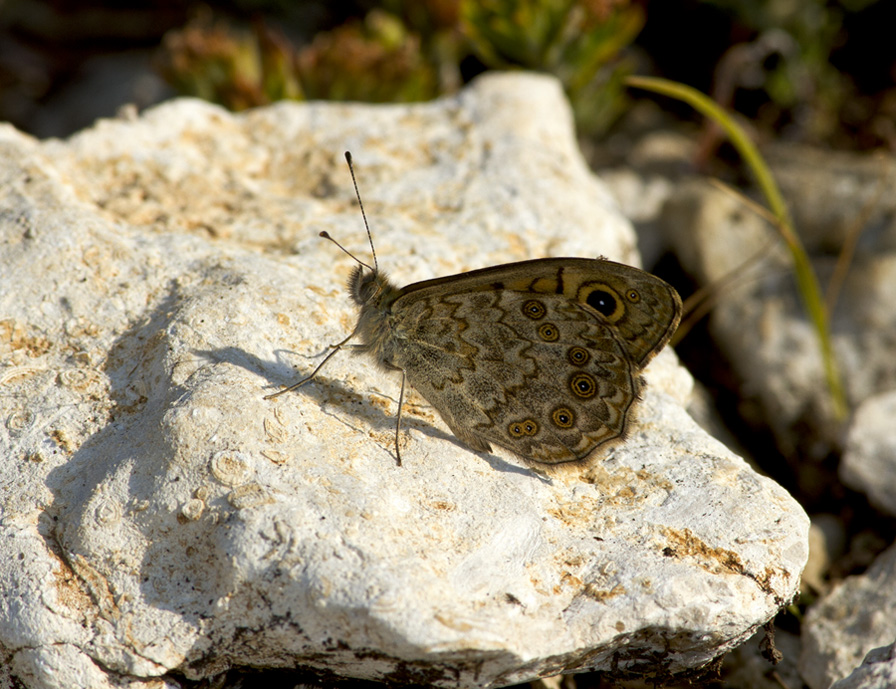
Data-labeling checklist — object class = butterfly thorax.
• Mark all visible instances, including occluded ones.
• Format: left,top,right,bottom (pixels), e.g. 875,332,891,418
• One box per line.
348,265,404,370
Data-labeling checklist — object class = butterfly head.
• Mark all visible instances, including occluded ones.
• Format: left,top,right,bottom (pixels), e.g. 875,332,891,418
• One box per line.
349,264,378,305
348,264,401,310
348,263,403,362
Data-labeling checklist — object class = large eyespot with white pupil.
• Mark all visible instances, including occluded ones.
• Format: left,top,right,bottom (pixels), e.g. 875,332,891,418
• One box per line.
508,419,539,437
567,346,590,366
538,323,559,342
583,284,624,322
570,372,597,399
522,300,546,320
552,407,575,428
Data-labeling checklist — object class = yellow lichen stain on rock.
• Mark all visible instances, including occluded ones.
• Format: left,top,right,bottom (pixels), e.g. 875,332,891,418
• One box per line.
583,582,627,603
0,318,52,358
660,526,745,576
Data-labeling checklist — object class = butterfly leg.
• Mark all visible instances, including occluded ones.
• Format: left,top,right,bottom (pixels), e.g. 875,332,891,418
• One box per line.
393,370,406,467
264,330,356,399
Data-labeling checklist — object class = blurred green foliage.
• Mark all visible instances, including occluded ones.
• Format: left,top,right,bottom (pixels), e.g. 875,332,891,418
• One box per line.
155,0,890,143
156,0,642,134
460,0,643,131
703,0,882,142
296,9,439,102
156,10,302,109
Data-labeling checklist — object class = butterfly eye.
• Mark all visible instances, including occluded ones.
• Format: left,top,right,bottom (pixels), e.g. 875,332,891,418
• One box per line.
538,323,559,342
522,300,546,320
570,373,597,399
552,407,575,428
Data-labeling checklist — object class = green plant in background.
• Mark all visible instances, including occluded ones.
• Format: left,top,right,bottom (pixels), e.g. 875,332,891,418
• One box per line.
255,18,304,104
155,0,886,142
156,10,302,110
459,0,644,133
156,8,439,108
296,9,439,103
380,0,466,93
156,1,641,133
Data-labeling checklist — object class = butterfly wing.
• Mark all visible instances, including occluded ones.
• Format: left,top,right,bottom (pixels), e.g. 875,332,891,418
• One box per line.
387,258,682,464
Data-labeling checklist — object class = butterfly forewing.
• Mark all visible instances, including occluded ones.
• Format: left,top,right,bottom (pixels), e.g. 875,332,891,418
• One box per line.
396,258,681,366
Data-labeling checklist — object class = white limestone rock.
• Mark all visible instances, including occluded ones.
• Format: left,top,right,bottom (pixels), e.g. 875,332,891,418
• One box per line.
800,543,896,689
830,641,896,689
841,390,896,516
0,73,808,689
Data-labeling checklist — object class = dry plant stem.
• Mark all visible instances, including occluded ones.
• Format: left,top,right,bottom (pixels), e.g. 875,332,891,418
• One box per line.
708,177,780,225
825,154,892,315
673,178,778,345
674,237,778,346
627,75,847,419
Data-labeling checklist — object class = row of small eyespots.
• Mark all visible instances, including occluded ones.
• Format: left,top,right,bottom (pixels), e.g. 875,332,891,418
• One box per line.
510,299,598,436
522,300,594,365
507,404,579,439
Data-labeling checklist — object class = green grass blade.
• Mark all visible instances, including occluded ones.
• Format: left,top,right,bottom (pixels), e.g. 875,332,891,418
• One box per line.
627,75,846,419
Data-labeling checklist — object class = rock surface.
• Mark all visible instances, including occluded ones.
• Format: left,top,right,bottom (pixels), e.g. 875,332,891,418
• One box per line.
830,641,896,689
841,390,896,517
0,73,808,688
800,543,896,689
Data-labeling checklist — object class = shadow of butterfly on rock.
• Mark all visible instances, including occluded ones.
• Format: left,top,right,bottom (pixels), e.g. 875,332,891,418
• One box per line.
266,152,682,467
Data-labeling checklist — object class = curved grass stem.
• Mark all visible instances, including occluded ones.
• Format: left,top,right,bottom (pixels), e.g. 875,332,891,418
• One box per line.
626,75,847,420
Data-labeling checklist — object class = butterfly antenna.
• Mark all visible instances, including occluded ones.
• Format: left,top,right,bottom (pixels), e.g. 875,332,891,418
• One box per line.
344,151,379,273
318,231,373,271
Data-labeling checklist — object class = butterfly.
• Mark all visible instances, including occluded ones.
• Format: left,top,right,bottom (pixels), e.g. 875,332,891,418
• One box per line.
267,153,682,467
